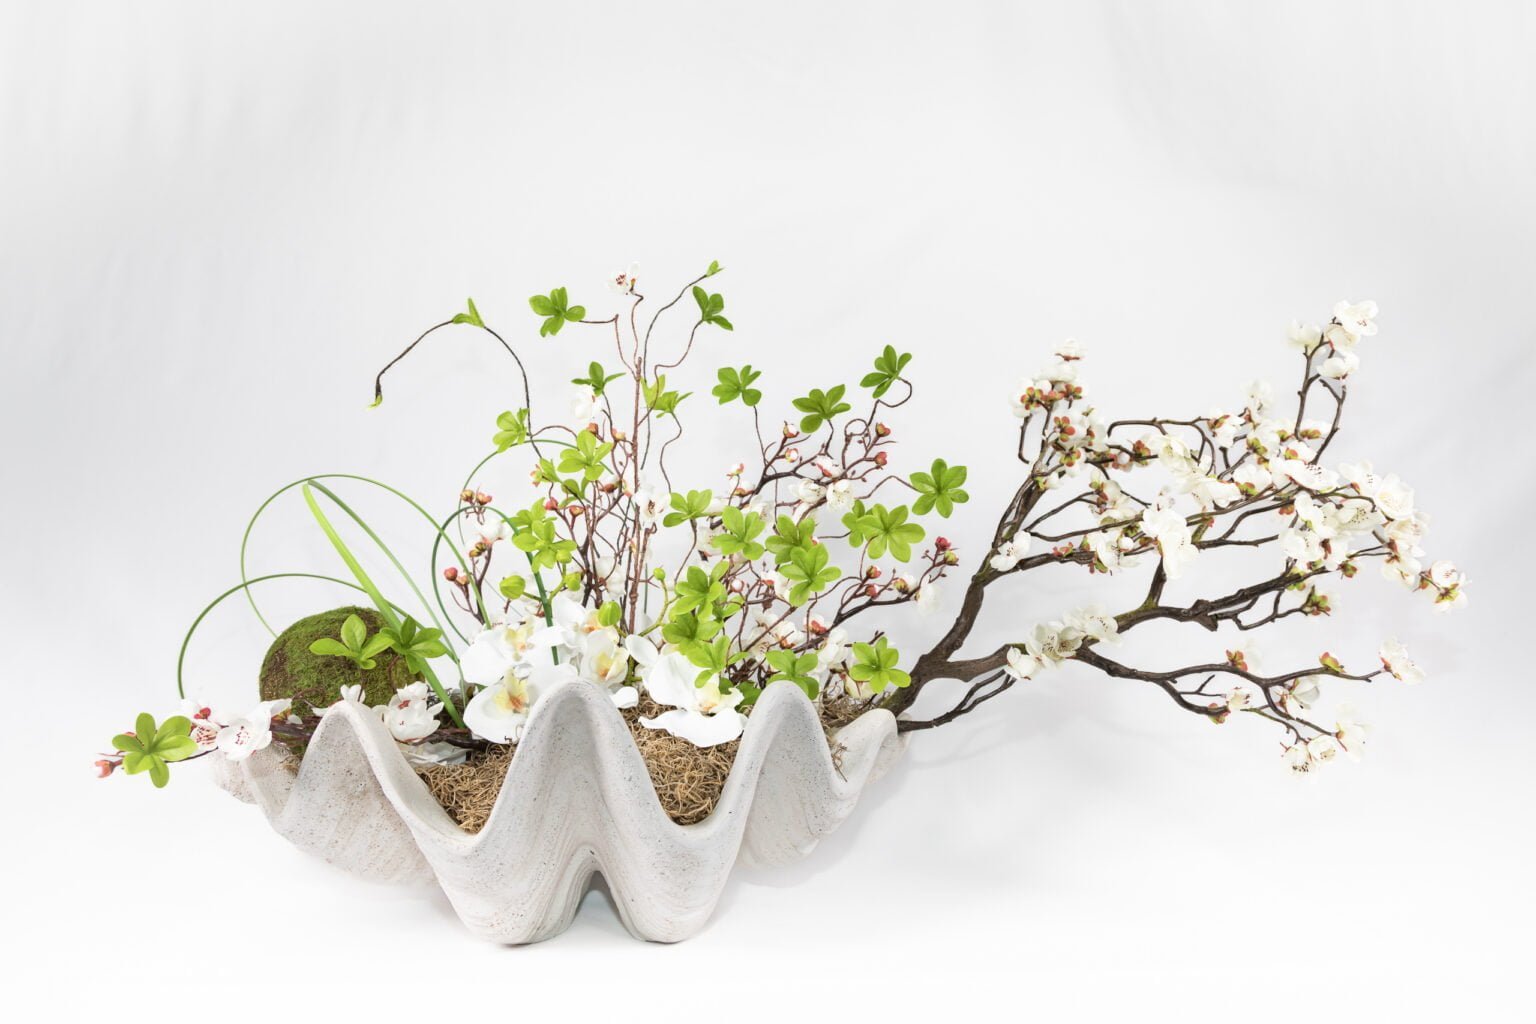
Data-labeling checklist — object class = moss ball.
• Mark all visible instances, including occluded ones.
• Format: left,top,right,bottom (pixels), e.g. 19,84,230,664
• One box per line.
259,606,415,715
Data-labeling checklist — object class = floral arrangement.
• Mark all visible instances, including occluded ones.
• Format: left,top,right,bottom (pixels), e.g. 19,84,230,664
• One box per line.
100,261,1465,804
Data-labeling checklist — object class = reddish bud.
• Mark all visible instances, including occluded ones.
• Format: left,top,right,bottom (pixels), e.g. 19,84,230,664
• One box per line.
875,422,891,437
874,451,888,467
934,536,951,552
94,759,116,779
459,488,476,503
586,423,601,436
475,490,492,506
864,584,880,599
865,565,883,579
442,566,460,582
544,497,560,511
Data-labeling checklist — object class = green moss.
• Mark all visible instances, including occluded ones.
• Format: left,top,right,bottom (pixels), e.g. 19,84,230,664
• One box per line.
259,606,415,715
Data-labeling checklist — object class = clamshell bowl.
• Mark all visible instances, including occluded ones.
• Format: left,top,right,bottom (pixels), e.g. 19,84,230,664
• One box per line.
215,680,904,943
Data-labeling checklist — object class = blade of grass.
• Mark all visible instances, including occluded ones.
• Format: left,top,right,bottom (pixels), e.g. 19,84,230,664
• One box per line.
303,484,464,727
241,474,476,643
177,572,413,698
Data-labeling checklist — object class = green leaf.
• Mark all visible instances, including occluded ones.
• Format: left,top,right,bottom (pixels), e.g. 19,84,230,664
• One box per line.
712,365,763,407
859,344,913,398
528,295,555,316
452,297,485,327
662,489,714,528
308,637,353,658
572,361,625,396
111,733,145,755
765,513,818,566
340,613,366,651
493,408,530,452
714,506,766,559
855,504,925,562
692,286,732,330
706,260,723,276
782,543,840,605
848,636,910,692
148,759,171,788
910,458,969,518
360,633,394,660
791,385,852,434
155,736,198,763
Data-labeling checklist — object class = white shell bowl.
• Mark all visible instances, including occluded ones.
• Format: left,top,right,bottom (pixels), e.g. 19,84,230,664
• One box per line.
215,680,904,943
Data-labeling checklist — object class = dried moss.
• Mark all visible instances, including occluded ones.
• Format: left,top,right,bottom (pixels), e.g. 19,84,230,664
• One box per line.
415,696,864,832
259,606,415,716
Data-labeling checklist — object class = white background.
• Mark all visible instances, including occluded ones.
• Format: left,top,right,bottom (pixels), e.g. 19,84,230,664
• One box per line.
2,2,1532,1019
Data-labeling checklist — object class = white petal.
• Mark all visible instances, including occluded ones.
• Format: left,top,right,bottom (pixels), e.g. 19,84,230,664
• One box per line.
460,632,512,686
610,685,639,710
642,652,702,709
639,708,746,747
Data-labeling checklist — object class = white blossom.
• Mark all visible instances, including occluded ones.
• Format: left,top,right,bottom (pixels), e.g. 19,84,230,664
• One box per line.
378,682,442,742
638,655,746,747
1328,299,1378,346
989,531,1032,573
1379,638,1423,684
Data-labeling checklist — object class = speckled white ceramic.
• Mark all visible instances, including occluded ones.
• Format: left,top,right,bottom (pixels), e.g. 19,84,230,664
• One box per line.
215,680,904,943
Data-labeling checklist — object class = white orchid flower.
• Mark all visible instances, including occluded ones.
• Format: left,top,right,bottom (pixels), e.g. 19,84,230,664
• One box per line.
464,661,578,744
215,699,291,762
638,653,746,747
581,630,639,709
377,682,442,742
463,513,511,549
460,609,563,687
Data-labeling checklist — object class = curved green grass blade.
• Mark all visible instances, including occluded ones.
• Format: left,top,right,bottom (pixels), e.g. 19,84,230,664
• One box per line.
177,572,413,699
303,484,464,727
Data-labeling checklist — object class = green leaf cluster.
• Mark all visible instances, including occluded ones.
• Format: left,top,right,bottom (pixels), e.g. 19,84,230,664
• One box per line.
492,408,530,452
910,458,969,517
571,361,624,396
558,429,614,482
113,713,198,789
782,542,840,604
712,365,762,407
664,489,714,528
529,287,585,337
380,616,449,674
644,374,690,417
849,637,910,693
764,649,821,699
860,344,912,398
692,286,733,330
714,507,766,559
308,613,394,669
852,503,925,561
509,501,578,570
792,385,852,434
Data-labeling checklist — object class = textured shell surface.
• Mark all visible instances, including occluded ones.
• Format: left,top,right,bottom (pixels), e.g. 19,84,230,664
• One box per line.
216,679,905,943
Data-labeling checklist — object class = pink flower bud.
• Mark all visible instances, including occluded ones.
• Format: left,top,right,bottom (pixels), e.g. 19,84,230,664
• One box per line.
875,422,891,437
934,536,951,552
442,566,460,582
866,566,882,579
874,451,888,467
475,490,492,505
94,759,116,779
544,497,560,511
